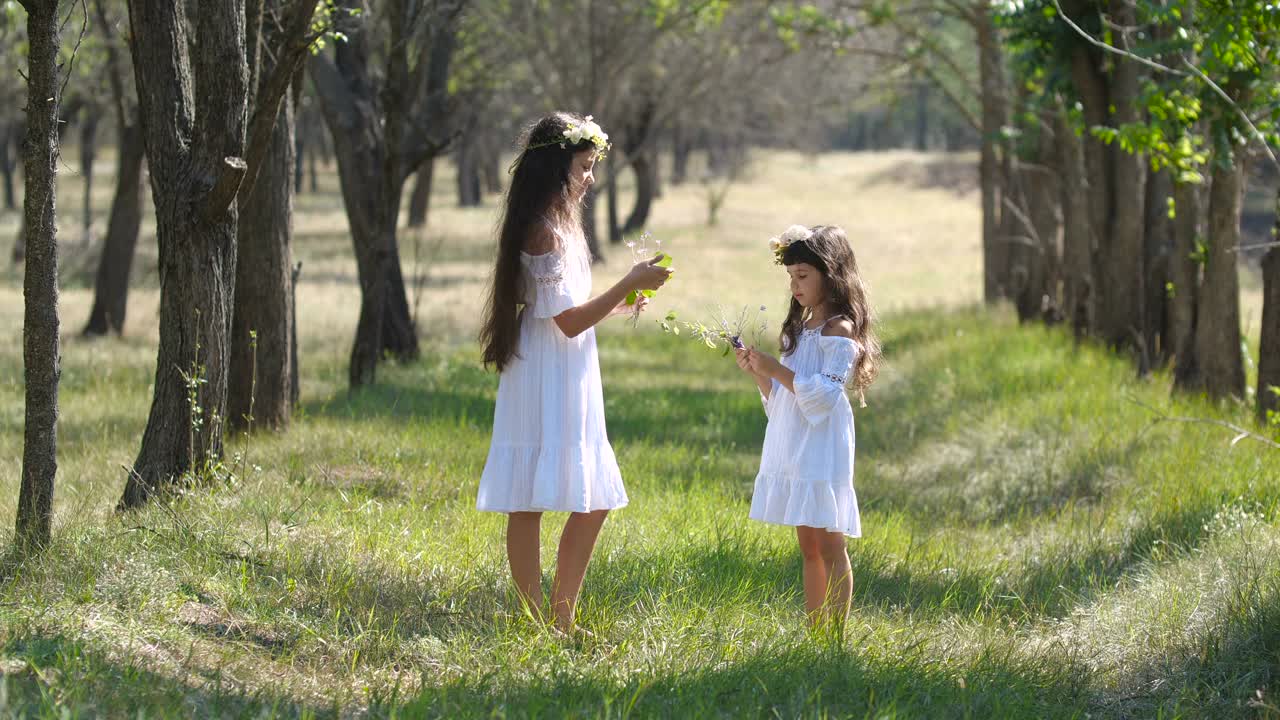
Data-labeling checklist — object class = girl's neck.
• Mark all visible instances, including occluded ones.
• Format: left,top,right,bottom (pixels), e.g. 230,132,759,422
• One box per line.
806,303,834,327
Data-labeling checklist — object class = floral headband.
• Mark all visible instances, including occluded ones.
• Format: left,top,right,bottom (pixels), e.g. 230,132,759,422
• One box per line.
768,225,814,265
527,115,611,157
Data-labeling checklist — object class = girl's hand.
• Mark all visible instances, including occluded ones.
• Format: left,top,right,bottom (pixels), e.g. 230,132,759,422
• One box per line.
746,348,783,379
734,347,754,374
613,295,649,317
627,253,673,292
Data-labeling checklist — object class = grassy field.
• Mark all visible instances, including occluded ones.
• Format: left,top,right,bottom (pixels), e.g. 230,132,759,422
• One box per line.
0,151,1277,718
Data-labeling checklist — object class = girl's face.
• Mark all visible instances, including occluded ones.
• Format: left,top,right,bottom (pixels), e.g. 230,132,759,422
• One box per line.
786,263,827,309
568,150,597,201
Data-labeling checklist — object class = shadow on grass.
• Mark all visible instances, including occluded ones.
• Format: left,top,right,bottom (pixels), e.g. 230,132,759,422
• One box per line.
1108,572,1280,718
0,633,329,718
386,638,1086,719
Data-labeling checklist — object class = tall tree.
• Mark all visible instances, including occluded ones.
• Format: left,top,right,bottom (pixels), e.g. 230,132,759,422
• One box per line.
309,0,462,388
119,0,318,508
14,0,63,553
1258,195,1280,425
83,0,145,337
227,0,320,431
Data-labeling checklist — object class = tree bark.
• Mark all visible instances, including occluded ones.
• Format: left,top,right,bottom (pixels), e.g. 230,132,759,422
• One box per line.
308,0,459,387
1143,168,1175,367
2,120,19,211
915,81,929,151
12,216,25,264
406,155,435,228
606,158,621,244
456,139,482,207
1170,178,1204,388
671,125,690,185
15,0,62,554
1255,188,1280,425
1092,1,1146,352
976,1,1010,303
79,110,99,244
119,0,249,510
582,186,602,262
1192,157,1246,399
83,122,144,336
228,0,297,432
622,151,656,235
1056,104,1093,339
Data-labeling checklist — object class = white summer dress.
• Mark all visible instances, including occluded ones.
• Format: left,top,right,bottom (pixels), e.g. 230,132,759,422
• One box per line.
476,222,628,513
750,318,862,537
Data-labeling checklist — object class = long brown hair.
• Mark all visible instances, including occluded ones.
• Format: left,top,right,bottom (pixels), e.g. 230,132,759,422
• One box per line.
479,112,597,371
778,225,881,395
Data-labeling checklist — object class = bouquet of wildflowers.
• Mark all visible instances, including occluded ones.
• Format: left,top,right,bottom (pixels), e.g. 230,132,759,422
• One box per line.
625,231,673,327
661,304,769,353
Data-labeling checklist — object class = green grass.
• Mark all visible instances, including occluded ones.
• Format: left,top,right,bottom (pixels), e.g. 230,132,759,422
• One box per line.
0,150,1276,717
0,308,1278,718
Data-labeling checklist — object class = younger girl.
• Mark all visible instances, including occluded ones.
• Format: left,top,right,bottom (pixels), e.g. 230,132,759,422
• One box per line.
737,224,880,626
477,112,672,633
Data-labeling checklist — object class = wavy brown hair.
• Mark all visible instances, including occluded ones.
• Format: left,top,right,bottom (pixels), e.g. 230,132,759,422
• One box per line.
778,225,881,396
479,112,598,372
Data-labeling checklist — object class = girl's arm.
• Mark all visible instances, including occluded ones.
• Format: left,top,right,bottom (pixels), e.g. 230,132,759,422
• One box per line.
553,254,671,338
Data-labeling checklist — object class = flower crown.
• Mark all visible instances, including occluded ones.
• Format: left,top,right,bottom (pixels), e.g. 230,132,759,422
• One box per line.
768,225,814,265
528,115,611,157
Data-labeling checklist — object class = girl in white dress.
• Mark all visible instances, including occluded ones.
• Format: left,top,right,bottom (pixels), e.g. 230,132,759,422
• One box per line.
477,113,672,632
736,224,881,627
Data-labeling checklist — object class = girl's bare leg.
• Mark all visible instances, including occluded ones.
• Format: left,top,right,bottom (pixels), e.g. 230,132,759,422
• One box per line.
797,526,829,625
818,529,853,625
507,512,544,618
550,510,609,631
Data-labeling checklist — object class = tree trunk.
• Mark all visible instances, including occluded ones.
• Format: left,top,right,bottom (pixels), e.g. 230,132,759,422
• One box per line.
79,111,100,244
406,155,434,228
229,10,296,433
1259,204,1280,423
15,0,62,554
482,145,501,194
119,0,249,510
83,122,145,336
606,159,621,244
1192,157,1246,399
1023,122,1061,323
915,81,929,151
290,261,301,408
1093,6,1147,354
1056,105,1093,339
308,0,456,389
456,140,481,207
622,150,656,235
12,217,25,264
319,117,419,387
1143,168,1175,367
2,120,18,211
976,2,1010,303
1171,178,1204,388
671,126,690,185
582,186,602,262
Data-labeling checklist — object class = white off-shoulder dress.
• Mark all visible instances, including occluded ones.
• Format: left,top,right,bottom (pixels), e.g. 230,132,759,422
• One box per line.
750,320,862,537
476,223,628,514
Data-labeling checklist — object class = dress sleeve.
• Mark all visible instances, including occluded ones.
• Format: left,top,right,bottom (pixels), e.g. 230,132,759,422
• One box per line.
523,250,577,319
791,337,859,425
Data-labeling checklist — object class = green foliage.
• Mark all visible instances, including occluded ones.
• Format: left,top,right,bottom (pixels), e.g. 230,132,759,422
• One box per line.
768,2,857,50
1004,0,1280,181
309,0,361,54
